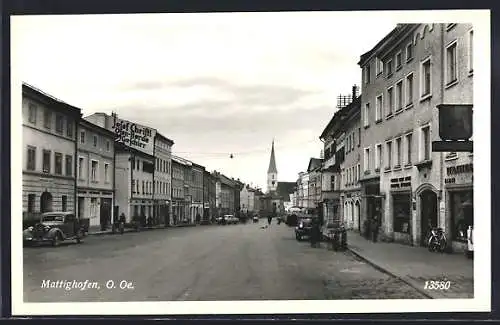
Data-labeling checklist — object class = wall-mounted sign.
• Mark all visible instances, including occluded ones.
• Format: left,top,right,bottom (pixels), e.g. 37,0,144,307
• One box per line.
390,176,412,189
113,118,157,156
445,163,473,186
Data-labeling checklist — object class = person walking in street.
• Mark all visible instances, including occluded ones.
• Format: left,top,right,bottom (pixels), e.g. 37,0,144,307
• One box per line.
267,215,272,226
118,212,126,235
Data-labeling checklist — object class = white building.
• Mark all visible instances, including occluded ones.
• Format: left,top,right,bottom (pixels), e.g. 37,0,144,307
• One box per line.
22,83,81,219
240,185,255,213
77,119,115,228
153,133,174,225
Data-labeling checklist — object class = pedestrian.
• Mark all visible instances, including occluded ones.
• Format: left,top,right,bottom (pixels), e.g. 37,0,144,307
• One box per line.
371,216,379,243
119,212,126,234
267,215,272,225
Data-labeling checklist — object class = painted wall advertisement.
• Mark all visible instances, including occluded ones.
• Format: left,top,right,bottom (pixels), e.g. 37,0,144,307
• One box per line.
113,118,157,156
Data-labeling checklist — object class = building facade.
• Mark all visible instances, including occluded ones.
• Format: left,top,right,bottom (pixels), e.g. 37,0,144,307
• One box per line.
214,171,235,216
203,170,217,222
171,155,191,224
190,163,205,223
307,158,323,216
358,23,473,248
153,133,174,226
77,119,115,229
22,84,81,220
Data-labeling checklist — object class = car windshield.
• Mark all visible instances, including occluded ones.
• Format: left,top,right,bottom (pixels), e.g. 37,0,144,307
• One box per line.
42,215,64,222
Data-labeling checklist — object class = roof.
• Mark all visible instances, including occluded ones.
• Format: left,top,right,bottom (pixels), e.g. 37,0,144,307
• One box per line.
79,118,115,138
307,158,323,172
155,132,175,146
23,83,82,118
319,95,361,140
267,140,277,174
171,155,192,166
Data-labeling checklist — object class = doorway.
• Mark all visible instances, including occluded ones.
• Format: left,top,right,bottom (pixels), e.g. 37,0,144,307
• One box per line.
40,191,53,213
355,201,361,232
420,190,438,246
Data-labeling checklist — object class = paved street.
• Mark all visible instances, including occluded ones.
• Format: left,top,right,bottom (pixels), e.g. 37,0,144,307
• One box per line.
24,222,426,302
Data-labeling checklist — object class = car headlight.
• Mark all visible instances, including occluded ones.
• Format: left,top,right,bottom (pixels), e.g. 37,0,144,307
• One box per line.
299,224,303,229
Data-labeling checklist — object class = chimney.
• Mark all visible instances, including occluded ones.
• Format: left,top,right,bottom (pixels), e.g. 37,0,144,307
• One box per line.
352,84,358,99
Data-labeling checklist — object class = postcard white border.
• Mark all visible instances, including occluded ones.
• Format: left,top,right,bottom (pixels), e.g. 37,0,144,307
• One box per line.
11,9,491,315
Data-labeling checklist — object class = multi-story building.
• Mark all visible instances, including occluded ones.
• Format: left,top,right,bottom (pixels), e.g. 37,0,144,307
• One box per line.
203,170,217,222
358,23,473,248
77,118,115,229
307,158,323,216
319,106,344,226
171,155,191,224
190,162,205,223
85,113,156,225
153,133,174,226
338,90,362,232
22,83,81,220
213,171,235,216
240,185,253,214
233,179,244,216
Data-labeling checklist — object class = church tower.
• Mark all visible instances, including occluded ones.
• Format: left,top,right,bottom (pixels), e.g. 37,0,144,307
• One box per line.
267,140,278,193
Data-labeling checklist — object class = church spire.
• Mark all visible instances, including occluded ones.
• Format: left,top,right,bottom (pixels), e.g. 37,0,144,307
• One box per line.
267,140,277,174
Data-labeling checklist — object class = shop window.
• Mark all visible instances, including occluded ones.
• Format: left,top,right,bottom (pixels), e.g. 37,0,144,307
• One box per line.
450,190,473,242
393,194,411,233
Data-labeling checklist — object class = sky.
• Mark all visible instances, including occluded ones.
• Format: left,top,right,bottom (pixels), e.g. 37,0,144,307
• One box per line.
13,12,397,190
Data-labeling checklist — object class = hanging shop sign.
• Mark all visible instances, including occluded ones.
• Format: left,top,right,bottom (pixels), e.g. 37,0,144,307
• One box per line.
445,163,473,185
390,176,412,189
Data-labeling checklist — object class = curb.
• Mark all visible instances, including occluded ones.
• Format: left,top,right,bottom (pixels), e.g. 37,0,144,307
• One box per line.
86,226,168,237
346,246,435,299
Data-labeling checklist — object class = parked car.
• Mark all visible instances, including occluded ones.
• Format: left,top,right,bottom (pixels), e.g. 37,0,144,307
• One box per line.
224,214,238,224
23,211,85,247
295,217,313,241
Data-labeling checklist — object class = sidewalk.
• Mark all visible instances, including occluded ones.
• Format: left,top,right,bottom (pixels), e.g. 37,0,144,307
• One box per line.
86,223,198,236
346,231,473,299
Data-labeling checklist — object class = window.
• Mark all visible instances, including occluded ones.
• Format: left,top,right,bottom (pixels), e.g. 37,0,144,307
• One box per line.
405,73,414,106
446,41,458,85
386,141,392,170
376,58,383,75
43,109,51,129
54,152,63,175
386,87,393,116
80,131,85,144
142,180,145,194
62,196,67,212
393,194,411,233
365,65,371,84
28,103,37,124
375,144,382,170
358,164,361,180
91,160,98,182
406,43,413,62
67,119,73,138
93,135,98,147
27,146,36,171
27,194,36,213
104,163,110,183
395,138,402,168
364,147,371,172
364,103,370,127
396,80,403,111
42,150,51,173
55,114,64,134
469,30,473,73
351,134,354,151
386,59,394,76
405,133,413,165
396,52,402,69
78,157,84,179
421,58,431,97
422,126,431,161
106,140,110,151
358,128,361,146
136,180,139,194
132,180,136,193
376,96,383,121
450,190,473,241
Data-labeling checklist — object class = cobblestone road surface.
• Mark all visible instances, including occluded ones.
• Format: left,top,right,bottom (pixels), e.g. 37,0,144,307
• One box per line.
23,222,426,302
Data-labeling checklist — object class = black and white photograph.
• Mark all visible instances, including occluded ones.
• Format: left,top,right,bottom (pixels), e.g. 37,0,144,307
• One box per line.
11,9,490,315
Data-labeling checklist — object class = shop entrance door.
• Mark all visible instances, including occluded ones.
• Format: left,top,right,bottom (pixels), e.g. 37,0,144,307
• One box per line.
420,190,438,246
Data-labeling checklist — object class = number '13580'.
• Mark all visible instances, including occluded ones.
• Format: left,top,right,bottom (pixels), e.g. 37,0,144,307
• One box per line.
424,281,451,290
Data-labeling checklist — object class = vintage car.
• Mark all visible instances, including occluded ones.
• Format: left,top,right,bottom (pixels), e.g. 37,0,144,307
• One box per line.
295,217,313,241
224,214,238,225
23,211,85,247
